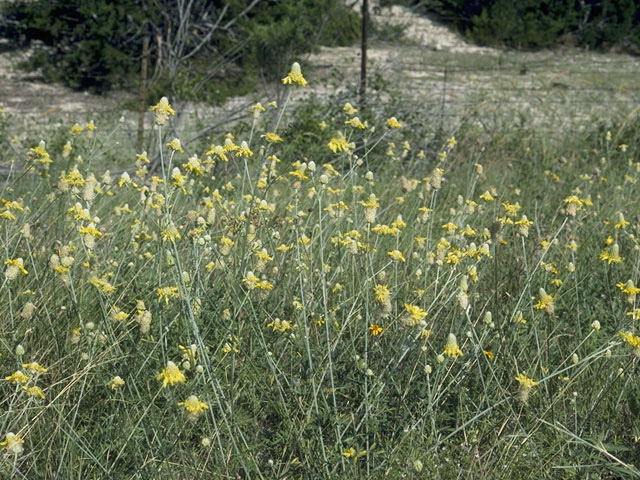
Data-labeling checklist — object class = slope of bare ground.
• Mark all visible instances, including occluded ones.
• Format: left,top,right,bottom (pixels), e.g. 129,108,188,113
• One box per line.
0,4,639,139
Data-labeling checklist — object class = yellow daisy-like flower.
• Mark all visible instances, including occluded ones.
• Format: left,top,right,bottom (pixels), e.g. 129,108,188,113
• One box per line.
344,117,366,129
0,432,24,454
600,244,622,264
514,373,539,402
386,117,402,129
166,138,184,153
150,97,175,125
404,303,428,323
178,395,209,419
157,361,186,388
343,102,358,115
71,123,84,138
328,133,352,154
443,333,463,358
282,62,307,87
369,324,383,336
5,258,28,280
534,288,555,315
109,376,125,390
157,286,180,305
262,132,283,144
5,370,30,384
22,362,47,374
22,385,45,399
619,331,640,357
387,250,406,263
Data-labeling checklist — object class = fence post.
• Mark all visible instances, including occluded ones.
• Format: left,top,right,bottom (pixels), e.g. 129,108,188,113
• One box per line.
359,0,368,108
137,36,150,152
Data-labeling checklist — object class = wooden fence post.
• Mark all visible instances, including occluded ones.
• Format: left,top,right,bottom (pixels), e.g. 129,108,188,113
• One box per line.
137,36,149,152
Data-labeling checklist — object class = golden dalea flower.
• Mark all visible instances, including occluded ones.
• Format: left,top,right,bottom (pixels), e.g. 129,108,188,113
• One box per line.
282,62,307,87
157,361,186,388
514,373,539,402
387,117,402,129
359,194,379,223
4,258,28,280
387,250,406,263
600,243,622,264
328,133,353,154
374,284,391,314
157,286,180,305
614,212,630,229
237,141,253,158
0,432,24,455
5,370,29,384
22,385,45,399
619,331,640,357
85,120,96,138
178,395,209,420
535,288,555,315
404,303,428,326
478,191,493,202
343,102,358,115
22,362,47,374
150,97,175,125
71,123,84,138
443,333,463,358
20,302,35,320
267,318,295,333
89,276,116,295
262,132,284,144
617,280,640,304
344,117,366,129
515,215,533,237
109,376,125,390
564,195,583,216
166,138,184,153
242,272,273,291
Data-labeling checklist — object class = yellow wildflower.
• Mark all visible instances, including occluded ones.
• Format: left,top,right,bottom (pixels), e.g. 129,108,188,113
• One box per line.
600,244,622,264
157,286,180,305
343,102,358,115
369,324,383,336
156,361,186,387
404,304,428,324
178,395,209,419
535,288,555,315
514,373,539,402
387,250,406,262
22,362,47,374
282,62,307,87
387,117,402,129
109,376,125,390
443,333,463,358
166,138,184,153
5,371,29,384
22,385,45,399
0,433,24,454
328,133,352,154
263,132,284,144
150,97,175,125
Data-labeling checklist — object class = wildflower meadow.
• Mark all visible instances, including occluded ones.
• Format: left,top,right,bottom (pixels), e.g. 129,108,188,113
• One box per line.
0,62,639,478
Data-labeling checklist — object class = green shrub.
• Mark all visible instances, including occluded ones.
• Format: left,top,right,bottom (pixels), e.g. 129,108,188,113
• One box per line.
379,0,639,51
0,0,360,98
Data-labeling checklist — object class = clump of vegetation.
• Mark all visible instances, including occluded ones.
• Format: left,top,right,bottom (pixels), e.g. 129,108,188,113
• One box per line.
382,0,640,51
0,63,638,478
0,0,360,98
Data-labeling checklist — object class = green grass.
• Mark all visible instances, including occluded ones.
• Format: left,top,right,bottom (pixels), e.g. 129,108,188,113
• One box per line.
0,73,639,479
